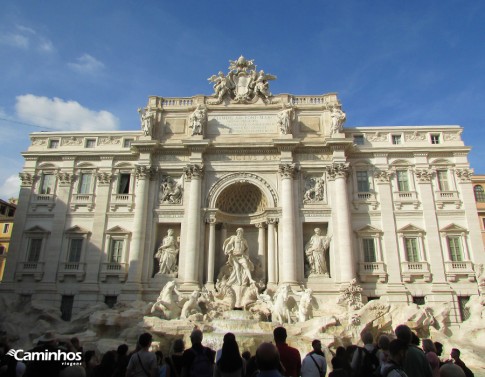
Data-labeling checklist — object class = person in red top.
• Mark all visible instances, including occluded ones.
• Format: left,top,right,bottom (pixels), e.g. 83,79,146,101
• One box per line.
273,327,301,377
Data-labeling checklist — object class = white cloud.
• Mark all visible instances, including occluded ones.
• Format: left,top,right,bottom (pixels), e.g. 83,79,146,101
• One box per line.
15,94,119,131
0,25,54,53
0,174,20,201
68,54,105,74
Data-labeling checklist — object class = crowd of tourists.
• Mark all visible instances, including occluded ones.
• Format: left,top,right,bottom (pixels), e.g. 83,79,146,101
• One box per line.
0,324,476,377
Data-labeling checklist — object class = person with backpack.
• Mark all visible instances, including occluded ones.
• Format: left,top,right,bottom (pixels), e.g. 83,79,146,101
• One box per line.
394,325,432,377
381,339,408,377
301,339,327,377
126,332,159,377
350,332,379,377
181,329,215,377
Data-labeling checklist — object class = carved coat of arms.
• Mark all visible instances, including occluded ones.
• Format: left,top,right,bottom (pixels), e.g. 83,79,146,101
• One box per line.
208,56,277,104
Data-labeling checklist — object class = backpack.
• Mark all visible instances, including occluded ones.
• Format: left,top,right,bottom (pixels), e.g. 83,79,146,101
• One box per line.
356,347,379,377
189,347,213,377
381,364,406,377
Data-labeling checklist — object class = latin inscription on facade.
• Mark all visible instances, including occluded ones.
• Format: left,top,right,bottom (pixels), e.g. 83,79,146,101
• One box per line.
207,115,277,135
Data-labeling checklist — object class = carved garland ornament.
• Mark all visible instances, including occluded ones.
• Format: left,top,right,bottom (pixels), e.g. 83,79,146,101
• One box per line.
96,172,113,185
373,170,393,183
19,172,34,186
455,168,473,182
56,172,74,185
414,169,434,183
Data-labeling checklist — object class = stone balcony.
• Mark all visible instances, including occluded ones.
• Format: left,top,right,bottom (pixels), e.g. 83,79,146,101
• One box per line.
352,192,378,210
58,262,86,282
434,191,461,209
358,262,387,283
393,191,419,209
110,194,134,211
15,261,45,281
70,194,95,211
444,261,475,282
100,262,128,282
401,261,432,282
31,194,55,211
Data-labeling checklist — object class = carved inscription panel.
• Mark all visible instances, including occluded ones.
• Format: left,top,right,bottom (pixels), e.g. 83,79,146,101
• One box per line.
207,114,278,135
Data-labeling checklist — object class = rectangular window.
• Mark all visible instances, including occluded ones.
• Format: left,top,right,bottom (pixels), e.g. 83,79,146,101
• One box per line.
68,238,83,263
48,139,59,149
458,296,470,322
123,139,134,148
431,134,440,144
78,173,92,194
353,135,364,145
105,295,118,308
448,237,463,261
392,135,402,145
413,296,425,306
405,237,420,262
109,239,123,263
362,238,376,262
60,295,74,321
85,139,96,148
356,171,370,192
118,174,131,194
396,170,409,192
437,170,450,191
27,238,42,262
40,174,56,194
3,224,10,233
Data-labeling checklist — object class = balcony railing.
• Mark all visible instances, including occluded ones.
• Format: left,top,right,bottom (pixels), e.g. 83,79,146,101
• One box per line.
110,194,134,211
100,262,128,282
358,262,387,283
444,261,475,282
58,262,86,282
352,192,378,210
16,261,45,281
70,194,95,211
434,191,461,209
401,261,431,282
31,194,55,211
393,191,419,209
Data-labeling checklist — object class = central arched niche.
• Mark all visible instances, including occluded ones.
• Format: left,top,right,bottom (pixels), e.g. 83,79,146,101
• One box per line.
216,182,267,214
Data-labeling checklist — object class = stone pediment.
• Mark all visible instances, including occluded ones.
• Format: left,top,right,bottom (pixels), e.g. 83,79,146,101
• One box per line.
65,225,91,235
24,225,50,234
397,224,425,234
105,226,131,234
440,224,468,233
355,225,383,235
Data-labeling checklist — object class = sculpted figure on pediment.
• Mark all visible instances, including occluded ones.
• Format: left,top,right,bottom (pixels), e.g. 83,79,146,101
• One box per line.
208,71,235,104
277,107,294,135
138,107,154,137
330,107,346,135
189,105,207,136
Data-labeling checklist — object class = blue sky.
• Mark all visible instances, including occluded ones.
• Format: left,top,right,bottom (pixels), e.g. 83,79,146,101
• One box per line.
1,1,485,199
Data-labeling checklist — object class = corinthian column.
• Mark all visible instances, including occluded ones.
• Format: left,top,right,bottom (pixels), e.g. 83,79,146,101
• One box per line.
182,164,204,286
256,222,266,278
327,163,355,282
127,165,153,283
206,216,216,286
267,218,277,285
278,164,298,284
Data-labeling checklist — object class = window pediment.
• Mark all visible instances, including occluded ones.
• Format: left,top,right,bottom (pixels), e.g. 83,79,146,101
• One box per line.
24,226,50,235
355,225,383,235
397,224,425,234
106,226,131,234
65,226,91,235
440,224,468,234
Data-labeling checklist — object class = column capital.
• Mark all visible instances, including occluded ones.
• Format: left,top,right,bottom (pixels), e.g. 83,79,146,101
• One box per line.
414,169,434,183
278,163,297,179
96,172,113,185
267,217,279,225
255,222,266,229
135,165,155,180
56,171,74,186
454,168,473,183
326,163,350,180
19,172,34,187
184,164,204,179
373,170,393,183
205,215,217,224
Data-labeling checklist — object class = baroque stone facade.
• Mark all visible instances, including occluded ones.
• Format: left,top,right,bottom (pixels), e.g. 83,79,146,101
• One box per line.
2,57,484,325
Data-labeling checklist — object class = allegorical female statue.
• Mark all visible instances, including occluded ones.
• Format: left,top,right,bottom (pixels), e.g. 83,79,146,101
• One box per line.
304,228,331,276
156,229,179,275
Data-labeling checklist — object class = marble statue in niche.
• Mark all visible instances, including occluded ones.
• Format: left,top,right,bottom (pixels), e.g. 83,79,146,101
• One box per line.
155,229,179,276
303,177,325,203
304,228,331,277
219,228,255,286
189,105,207,136
160,175,183,204
330,107,346,136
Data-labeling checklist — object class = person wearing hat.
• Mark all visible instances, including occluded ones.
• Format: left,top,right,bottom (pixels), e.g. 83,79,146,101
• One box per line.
24,331,67,377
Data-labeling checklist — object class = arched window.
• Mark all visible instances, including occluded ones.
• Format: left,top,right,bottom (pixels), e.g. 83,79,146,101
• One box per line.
474,185,485,202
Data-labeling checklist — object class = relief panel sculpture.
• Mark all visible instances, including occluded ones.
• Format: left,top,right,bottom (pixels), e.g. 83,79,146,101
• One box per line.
159,175,183,204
